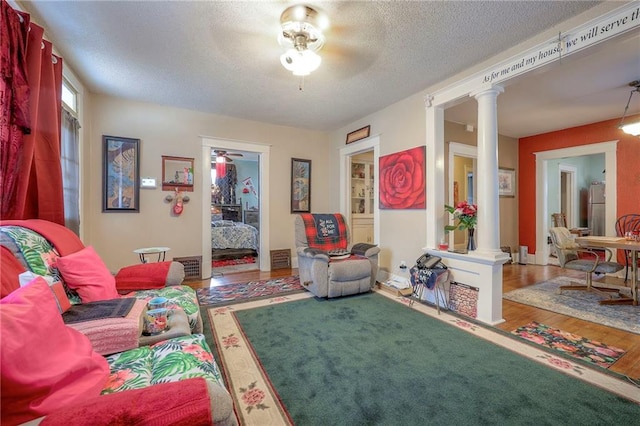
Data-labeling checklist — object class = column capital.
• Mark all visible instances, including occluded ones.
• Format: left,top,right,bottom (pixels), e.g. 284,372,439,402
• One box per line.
423,94,434,108
470,85,504,99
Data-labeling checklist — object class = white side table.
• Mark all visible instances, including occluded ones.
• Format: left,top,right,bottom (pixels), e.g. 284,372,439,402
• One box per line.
133,246,170,263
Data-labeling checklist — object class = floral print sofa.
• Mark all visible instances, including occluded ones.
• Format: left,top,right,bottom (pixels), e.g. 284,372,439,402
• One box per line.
0,220,237,424
1,277,237,425
0,219,203,333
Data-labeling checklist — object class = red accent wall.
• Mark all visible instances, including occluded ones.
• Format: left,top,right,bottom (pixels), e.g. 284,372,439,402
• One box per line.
518,115,640,254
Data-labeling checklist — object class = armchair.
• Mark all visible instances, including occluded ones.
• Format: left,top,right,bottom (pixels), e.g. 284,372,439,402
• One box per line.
294,213,379,298
548,227,624,299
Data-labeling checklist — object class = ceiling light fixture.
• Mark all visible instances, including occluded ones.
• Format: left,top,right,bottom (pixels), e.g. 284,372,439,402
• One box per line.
618,79,640,136
278,4,327,77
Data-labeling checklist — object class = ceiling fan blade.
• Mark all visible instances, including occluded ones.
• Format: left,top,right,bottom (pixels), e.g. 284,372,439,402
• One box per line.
227,153,243,157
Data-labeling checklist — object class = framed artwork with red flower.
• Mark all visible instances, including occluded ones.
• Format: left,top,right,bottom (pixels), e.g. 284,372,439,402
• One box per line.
379,146,426,209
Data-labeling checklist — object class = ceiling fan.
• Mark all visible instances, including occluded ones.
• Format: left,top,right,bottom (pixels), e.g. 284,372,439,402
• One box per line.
212,149,243,163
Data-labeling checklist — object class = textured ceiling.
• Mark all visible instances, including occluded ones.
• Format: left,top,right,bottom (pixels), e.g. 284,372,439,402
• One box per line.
20,1,639,137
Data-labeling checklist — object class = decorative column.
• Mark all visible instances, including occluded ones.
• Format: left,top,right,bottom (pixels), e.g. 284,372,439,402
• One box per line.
472,85,504,254
424,95,445,250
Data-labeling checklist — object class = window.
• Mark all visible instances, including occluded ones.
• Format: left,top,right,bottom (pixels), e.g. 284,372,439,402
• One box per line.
60,77,80,234
61,79,77,113
61,109,80,234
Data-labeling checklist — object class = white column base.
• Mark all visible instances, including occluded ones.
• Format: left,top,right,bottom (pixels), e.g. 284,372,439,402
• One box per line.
424,248,510,325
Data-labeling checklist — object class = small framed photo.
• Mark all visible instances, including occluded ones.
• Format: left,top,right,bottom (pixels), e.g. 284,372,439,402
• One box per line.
346,125,370,144
498,167,516,197
291,158,311,213
102,135,140,212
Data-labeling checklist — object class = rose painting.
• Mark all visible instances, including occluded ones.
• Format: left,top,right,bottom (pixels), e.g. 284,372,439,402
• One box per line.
379,146,426,209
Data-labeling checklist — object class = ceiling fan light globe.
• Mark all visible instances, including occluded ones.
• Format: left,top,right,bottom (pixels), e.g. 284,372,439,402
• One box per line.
620,121,640,136
280,50,297,71
281,49,321,76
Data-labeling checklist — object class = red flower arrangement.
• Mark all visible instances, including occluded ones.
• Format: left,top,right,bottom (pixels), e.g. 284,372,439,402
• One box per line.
445,201,477,231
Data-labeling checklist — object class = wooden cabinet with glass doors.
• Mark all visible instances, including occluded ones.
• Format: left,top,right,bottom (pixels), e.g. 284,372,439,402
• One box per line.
351,158,374,243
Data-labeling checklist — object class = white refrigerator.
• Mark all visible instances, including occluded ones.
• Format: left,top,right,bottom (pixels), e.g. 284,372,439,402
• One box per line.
588,182,605,236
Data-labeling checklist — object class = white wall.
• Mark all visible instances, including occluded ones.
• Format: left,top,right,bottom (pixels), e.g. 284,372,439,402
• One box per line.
85,94,331,272
75,2,617,275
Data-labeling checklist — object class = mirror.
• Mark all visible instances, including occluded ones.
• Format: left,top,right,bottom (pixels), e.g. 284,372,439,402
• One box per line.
162,155,194,191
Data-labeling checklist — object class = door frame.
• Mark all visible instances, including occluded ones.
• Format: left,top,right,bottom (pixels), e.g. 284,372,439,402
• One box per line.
534,140,617,265
558,164,578,228
339,135,380,244
448,142,477,248
201,137,271,278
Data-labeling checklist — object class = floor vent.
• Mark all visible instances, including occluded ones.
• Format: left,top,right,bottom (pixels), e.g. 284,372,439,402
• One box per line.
173,256,202,281
270,249,291,270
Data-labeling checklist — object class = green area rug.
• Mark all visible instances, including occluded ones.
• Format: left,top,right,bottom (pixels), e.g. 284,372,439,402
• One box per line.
512,321,626,368
209,291,640,425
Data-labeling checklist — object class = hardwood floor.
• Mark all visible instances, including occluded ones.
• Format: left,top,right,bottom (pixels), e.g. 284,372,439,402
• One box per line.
185,264,640,380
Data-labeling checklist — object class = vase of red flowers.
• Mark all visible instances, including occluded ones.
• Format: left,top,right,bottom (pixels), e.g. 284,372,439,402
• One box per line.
445,201,478,252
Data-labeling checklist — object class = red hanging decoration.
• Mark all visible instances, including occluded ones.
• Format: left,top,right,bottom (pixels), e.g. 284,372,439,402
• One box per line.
215,160,226,178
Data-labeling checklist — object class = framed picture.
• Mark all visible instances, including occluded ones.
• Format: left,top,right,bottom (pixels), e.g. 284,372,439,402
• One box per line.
379,146,426,209
498,167,516,197
161,155,194,192
102,135,140,212
291,158,311,213
346,125,370,144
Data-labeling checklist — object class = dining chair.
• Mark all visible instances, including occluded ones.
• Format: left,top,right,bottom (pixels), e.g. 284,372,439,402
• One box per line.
615,213,640,283
551,213,566,228
548,227,624,299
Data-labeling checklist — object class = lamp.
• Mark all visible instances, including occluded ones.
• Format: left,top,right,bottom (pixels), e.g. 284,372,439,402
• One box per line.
278,5,327,77
215,156,226,178
618,80,640,136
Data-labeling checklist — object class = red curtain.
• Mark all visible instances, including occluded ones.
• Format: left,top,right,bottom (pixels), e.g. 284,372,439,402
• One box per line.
1,0,64,223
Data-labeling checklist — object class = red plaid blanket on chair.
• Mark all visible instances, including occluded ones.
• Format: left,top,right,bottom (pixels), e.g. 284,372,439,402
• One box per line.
300,214,348,251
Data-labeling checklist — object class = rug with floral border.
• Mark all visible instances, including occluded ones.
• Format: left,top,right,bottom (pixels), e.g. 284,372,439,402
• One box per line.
512,321,626,368
204,291,640,425
196,275,303,307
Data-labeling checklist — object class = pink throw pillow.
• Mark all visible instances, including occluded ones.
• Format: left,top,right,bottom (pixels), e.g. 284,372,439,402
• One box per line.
50,281,72,313
56,246,120,302
0,278,110,424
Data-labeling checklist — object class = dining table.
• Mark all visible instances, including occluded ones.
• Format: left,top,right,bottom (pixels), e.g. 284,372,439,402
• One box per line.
575,236,640,306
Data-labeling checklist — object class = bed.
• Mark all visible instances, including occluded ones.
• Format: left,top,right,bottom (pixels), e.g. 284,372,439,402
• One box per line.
211,220,259,259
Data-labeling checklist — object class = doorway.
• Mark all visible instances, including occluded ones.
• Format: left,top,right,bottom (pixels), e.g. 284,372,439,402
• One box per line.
210,148,260,274
534,141,617,265
340,135,380,245
559,164,577,229
448,142,477,250
201,138,271,280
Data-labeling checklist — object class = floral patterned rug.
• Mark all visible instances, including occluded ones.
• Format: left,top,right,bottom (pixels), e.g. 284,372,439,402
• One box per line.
196,275,303,307
211,256,256,268
503,276,639,334
512,321,626,368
